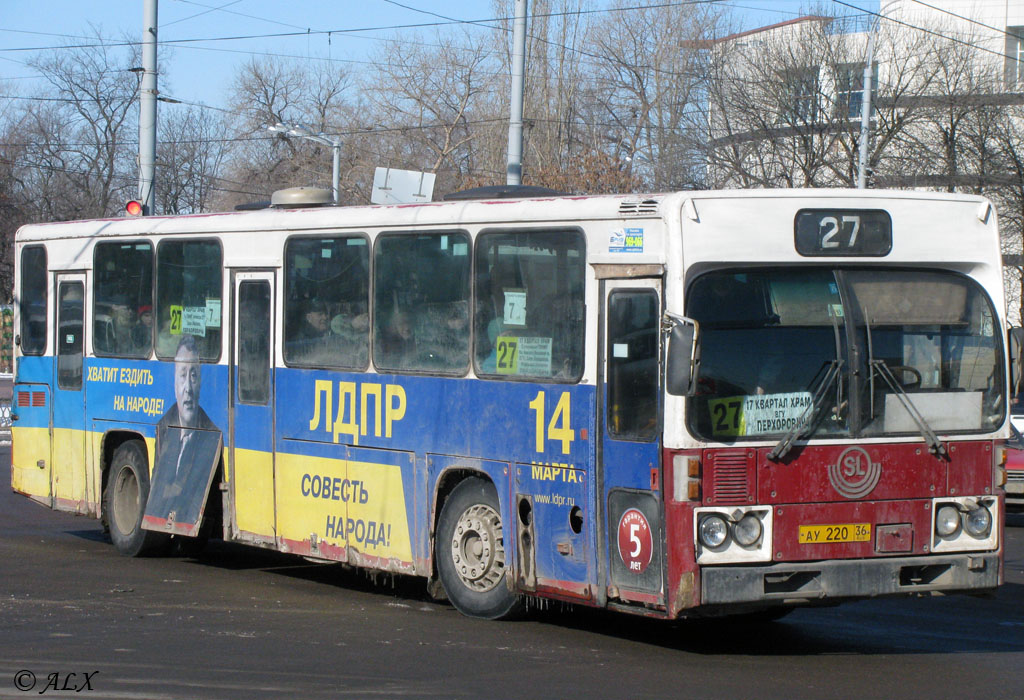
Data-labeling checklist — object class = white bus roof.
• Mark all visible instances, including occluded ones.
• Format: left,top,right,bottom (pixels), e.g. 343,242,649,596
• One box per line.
14,188,993,243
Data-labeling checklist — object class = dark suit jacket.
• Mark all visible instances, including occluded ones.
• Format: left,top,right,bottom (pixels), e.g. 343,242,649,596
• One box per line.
146,404,222,526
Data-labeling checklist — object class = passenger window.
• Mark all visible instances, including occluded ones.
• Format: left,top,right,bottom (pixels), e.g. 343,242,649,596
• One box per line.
57,282,84,390
19,246,47,355
155,240,222,361
94,241,153,357
608,290,659,439
238,281,271,404
284,236,369,369
373,232,470,373
474,230,585,381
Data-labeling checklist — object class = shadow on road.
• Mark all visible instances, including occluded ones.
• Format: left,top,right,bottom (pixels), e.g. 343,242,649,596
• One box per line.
66,522,1023,659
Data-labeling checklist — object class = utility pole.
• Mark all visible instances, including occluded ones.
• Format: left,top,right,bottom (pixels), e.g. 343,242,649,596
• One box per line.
139,0,158,214
856,30,874,189
506,0,527,186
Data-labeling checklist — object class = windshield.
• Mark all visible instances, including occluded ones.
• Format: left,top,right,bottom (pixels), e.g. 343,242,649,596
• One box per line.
686,268,1004,443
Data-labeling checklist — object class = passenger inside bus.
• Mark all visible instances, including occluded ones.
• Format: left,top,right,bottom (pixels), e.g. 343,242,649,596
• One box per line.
132,305,153,351
379,308,416,369
296,299,329,341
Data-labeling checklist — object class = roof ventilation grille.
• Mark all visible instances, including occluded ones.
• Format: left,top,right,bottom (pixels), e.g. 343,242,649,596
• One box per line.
618,198,660,216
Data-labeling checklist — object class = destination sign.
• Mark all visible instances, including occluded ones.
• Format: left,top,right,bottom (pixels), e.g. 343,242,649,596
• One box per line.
794,209,892,257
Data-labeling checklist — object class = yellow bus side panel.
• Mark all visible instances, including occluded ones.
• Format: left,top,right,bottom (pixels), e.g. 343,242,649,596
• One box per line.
11,426,51,501
52,427,90,512
233,447,275,538
275,452,413,563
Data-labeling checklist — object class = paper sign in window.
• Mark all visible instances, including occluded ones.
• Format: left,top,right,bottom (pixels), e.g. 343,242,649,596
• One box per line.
503,289,527,327
182,306,207,337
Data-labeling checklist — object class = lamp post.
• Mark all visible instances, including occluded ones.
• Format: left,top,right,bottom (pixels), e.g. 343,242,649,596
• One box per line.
267,122,341,204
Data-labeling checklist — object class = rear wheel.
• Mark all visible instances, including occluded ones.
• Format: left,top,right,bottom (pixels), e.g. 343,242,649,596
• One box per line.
105,440,168,557
436,477,522,620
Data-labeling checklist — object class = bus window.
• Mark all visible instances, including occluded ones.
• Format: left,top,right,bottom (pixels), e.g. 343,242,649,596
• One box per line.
608,289,659,439
373,232,470,374
57,282,84,390
687,269,848,442
284,236,369,369
19,246,47,355
238,281,271,404
155,240,222,361
473,230,585,381
93,242,153,357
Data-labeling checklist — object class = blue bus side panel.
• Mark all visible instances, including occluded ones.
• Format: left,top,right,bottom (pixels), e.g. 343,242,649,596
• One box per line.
273,369,597,586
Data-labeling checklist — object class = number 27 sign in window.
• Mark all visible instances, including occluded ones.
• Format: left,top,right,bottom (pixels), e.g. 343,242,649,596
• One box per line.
794,209,892,257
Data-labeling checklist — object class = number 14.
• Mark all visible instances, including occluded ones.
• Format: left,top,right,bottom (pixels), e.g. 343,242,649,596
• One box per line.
529,391,575,455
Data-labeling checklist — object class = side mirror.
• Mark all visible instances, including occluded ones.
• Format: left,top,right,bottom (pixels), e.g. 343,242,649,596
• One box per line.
1010,327,1024,400
664,313,700,396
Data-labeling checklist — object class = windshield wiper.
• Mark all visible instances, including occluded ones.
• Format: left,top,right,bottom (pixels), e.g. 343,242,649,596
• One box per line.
768,359,844,461
870,360,947,458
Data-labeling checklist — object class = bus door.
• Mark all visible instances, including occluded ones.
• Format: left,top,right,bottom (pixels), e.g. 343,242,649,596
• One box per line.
599,278,664,607
229,271,276,544
52,272,89,512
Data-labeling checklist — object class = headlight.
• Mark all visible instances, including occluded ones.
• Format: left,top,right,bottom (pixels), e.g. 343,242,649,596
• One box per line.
935,504,962,537
963,505,992,537
698,514,729,548
732,513,763,547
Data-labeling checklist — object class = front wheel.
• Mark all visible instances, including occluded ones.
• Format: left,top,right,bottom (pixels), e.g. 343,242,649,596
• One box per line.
436,478,523,620
104,440,168,557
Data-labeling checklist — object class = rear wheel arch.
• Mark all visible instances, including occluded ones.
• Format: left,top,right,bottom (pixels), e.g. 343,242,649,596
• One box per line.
99,430,150,532
432,471,523,619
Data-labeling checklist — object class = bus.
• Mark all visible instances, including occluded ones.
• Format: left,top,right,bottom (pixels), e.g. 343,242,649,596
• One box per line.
10,186,1008,620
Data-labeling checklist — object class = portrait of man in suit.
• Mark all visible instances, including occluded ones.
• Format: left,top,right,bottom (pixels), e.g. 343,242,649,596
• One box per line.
145,334,222,528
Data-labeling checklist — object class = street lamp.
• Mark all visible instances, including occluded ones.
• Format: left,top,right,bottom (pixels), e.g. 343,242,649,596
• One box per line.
267,122,341,204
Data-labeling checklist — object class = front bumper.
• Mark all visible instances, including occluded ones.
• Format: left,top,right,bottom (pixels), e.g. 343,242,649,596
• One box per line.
701,553,1000,605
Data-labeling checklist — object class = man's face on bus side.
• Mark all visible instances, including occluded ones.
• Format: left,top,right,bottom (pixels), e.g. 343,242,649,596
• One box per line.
174,345,201,427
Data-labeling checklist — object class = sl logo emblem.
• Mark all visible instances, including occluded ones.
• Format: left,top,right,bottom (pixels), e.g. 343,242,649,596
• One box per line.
828,446,881,499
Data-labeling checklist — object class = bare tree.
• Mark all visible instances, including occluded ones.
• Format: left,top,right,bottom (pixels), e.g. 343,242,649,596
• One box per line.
157,105,229,214
363,28,498,195
217,56,353,208
589,0,718,190
21,30,139,219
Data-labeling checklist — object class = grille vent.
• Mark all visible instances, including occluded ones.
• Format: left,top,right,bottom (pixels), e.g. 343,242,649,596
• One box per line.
19,391,46,407
707,449,752,504
617,199,660,216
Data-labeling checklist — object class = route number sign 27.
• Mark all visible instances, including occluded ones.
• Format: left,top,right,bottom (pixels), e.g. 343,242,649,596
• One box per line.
794,209,892,257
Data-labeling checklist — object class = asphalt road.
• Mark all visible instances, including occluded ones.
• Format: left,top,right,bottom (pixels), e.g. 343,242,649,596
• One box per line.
2,446,1024,700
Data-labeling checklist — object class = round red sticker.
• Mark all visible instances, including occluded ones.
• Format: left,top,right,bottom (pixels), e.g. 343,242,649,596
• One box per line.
617,508,653,574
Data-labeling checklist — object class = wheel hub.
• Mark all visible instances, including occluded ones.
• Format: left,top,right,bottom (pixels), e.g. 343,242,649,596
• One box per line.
450,503,505,592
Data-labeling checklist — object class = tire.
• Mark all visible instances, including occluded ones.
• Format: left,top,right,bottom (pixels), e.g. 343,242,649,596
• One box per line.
436,477,523,620
104,440,168,557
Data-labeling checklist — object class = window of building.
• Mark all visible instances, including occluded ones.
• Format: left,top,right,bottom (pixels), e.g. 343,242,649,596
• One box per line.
473,230,585,381
373,232,470,373
19,246,47,355
156,240,222,361
94,241,153,358
1007,28,1024,87
835,62,877,119
284,236,369,369
786,67,819,122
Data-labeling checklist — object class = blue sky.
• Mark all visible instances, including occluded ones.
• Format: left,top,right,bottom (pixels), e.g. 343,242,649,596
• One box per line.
0,1,875,109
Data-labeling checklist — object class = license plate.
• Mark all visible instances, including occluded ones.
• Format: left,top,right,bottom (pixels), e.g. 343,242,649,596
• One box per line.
798,523,871,544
